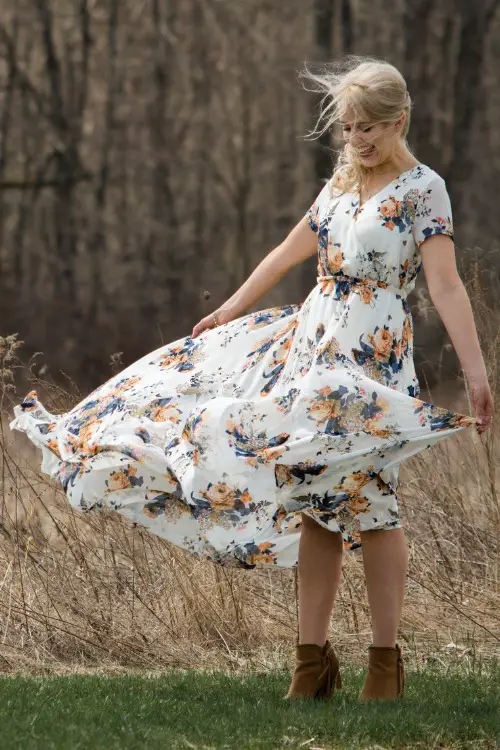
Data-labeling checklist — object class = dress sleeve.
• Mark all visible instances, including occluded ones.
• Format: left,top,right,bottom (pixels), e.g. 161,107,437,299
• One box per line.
412,174,454,248
304,178,334,234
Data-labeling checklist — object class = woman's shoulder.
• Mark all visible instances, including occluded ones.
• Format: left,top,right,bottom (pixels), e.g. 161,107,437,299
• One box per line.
322,171,344,194
405,163,447,189
325,170,354,198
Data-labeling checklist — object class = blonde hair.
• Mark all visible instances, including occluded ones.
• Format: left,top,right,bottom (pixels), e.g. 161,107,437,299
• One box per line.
299,55,416,195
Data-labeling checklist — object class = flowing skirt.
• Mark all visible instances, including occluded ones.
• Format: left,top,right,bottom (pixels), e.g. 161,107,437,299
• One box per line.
10,281,476,568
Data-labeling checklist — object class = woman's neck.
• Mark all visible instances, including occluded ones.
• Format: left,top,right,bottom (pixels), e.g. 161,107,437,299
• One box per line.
366,150,418,177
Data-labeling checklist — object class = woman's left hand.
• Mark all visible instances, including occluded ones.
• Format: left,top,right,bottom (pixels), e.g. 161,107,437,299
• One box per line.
191,307,235,338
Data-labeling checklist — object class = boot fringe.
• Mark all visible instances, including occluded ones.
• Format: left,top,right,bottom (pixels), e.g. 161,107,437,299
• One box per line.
315,641,343,699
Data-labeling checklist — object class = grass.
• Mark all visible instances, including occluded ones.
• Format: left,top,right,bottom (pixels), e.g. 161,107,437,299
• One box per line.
1,665,499,749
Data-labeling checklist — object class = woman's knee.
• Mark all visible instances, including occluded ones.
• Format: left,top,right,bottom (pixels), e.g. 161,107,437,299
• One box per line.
300,511,322,531
300,512,342,538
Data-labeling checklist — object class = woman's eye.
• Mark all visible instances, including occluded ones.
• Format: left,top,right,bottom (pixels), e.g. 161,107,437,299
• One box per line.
342,125,372,133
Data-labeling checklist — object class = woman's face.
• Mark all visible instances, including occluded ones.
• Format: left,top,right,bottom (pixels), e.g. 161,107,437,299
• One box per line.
339,106,404,168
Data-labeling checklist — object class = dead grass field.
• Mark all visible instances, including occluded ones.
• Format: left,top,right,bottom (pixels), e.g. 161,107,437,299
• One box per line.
0,263,498,677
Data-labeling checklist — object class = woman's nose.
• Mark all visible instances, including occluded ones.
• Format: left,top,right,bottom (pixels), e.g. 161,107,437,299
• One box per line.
346,132,365,147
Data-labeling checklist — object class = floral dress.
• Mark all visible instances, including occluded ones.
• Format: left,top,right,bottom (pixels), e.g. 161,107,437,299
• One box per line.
10,162,476,568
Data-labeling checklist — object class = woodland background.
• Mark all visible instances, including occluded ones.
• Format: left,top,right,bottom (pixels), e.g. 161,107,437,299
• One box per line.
1,0,499,393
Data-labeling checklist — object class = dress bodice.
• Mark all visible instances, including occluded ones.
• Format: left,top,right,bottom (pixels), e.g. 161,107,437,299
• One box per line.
306,163,454,299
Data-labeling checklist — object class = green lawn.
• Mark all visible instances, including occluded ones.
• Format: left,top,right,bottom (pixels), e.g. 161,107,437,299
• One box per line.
0,666,498,749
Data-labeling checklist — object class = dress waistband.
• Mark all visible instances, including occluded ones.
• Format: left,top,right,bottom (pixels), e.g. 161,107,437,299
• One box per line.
316,274,407,297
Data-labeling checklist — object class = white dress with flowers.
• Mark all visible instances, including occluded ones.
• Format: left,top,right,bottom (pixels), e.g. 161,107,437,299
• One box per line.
10,162,476,568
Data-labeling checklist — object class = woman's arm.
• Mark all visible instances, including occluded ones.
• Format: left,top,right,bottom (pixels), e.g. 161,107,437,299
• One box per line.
420,234,487,381
420,234,493,433
191,218,317,337
218,218,317,320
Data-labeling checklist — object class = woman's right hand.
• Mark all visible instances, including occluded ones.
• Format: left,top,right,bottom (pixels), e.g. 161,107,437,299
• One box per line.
469,375,494,436
191,307,236,338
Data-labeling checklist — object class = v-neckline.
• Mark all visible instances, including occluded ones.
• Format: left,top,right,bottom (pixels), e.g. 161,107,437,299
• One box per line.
354,163,422,216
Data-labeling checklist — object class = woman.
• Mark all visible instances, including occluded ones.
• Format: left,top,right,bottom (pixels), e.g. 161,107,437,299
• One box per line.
10,56,493,701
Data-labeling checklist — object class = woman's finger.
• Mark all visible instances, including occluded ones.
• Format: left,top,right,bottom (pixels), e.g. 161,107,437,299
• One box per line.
192,317,214,338
476,407,492,432
480,396,494,420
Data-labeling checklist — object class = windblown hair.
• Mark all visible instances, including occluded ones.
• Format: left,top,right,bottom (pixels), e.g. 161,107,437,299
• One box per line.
299,55,416,195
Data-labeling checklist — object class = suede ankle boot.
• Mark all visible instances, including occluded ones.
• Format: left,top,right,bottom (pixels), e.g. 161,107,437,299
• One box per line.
359,643,405,700
283,639,342,700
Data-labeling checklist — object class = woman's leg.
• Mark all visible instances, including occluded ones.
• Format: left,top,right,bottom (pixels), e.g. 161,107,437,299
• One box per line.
297,512,344,646
359,527,408,646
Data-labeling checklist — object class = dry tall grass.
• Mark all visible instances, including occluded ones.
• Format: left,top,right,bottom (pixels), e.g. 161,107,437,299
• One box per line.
0,263,498,677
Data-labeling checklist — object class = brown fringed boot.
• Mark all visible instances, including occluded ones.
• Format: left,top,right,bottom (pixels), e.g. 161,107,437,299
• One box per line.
283,639,343,700
359,643,405,700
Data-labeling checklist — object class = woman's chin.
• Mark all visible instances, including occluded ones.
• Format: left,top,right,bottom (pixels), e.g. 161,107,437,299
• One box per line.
360,153,379,166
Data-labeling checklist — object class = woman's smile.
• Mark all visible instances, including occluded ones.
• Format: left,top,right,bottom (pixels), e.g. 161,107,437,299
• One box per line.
358,144,377,158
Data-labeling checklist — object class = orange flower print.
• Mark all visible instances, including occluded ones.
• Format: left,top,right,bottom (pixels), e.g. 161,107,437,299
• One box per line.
317,385,334,396
274,338,293,365
336,471,371,496
418,216,453,245
308,385,353,435
378,194,412,232
245,318,296,372
47,438,61,458
108,375,142,397
19,390,39,412
143,398,183,424
399,258,409,287
374,394,390,414
193,482,255,521
225,416,290,467
274,461,328,488
358,284,375,304
368,328,393,361
239,541,277,566
200,482,238,510
380,196,401,219
105,466,143,493
309,396,340,425
345,528,362,550
347,495,370,515
251,542,276,565
78,416,100,444
63,431,81,456
363,418,393,439
401,316,413,352
143,492,176,518
352,325,404,386
258,444,288,462
327,244,344,273
159,342,201,372
316,336,341,368
247,307,300,331
272,507,303,535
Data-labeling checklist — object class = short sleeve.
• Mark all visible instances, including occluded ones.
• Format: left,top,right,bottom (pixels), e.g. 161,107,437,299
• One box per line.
412,175,454,248
304,178,334,234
